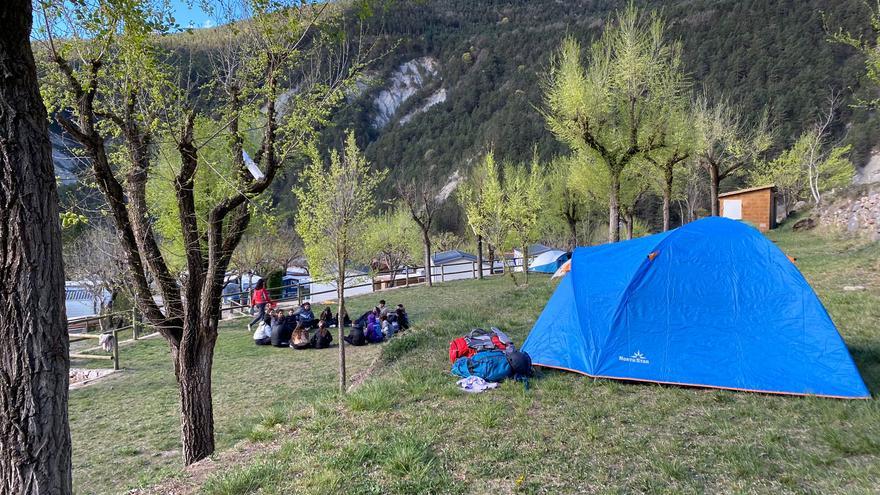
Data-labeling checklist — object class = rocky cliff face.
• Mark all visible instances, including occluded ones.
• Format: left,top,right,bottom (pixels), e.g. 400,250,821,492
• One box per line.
817,184,880,240
371,56,441,128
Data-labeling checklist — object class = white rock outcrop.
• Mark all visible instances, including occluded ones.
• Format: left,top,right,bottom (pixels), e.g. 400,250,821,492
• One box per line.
372,57,440,128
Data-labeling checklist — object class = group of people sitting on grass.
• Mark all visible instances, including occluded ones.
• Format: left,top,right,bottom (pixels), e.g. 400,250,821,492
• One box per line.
342,300,410,346
247,279,409,350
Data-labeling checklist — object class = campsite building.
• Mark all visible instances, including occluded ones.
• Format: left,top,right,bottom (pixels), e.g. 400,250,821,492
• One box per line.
430,250,499,283
719,185,777,232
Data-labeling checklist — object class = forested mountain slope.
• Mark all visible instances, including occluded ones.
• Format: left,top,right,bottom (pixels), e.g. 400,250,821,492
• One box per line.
316,0,878,192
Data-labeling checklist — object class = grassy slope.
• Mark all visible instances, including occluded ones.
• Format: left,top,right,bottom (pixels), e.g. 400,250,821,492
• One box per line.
70,227,880,494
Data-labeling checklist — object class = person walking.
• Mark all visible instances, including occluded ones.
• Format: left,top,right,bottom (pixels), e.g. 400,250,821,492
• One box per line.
248,279,272,332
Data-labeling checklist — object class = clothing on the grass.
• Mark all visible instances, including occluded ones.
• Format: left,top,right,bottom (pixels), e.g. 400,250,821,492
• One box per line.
254,337,271,346
456,376,499,393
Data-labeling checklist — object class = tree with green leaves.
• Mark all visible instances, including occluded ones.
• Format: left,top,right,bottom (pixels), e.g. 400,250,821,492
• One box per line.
693,95,772,216
0,1,72,491
458,161,491,278
544,6,686,242
461,152,516,281
827,2,880,108
36,0,365,464
542,156,593,249
397,180,442,287
363,207,421,286
644,105,695,231
504,158,545,284
750,98,853,215
295,131,385,393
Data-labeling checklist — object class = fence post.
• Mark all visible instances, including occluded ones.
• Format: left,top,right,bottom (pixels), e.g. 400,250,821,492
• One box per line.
404,266,409,287
297,282,303,306
440,264,445,283
111,330,120,371
472,261,476,279
132,306,139,340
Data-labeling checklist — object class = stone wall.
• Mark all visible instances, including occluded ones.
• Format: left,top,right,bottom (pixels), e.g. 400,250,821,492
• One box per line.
816,183,880,240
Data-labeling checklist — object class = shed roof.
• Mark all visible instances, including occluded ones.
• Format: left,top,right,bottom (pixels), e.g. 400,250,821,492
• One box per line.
718,184,776,198
432,250,478,264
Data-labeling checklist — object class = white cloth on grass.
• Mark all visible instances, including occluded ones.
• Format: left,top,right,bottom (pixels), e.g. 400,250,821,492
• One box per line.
456,376,499,393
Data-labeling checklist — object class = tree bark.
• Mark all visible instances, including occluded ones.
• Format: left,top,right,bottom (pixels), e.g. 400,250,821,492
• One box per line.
522,243,529,284
608,171,621,243
0,2,72,492
708,163,720,216
337,280,346,393
476,235,484,279
565,212,578,250
422,230,432,287
172,328,216,465
662,167,673,232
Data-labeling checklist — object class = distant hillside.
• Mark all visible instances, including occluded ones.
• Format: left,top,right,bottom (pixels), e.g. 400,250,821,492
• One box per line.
53,0,880,229
314,0,878,193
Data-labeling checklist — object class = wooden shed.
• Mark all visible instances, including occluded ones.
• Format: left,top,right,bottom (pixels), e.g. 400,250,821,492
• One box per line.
718,185,777,232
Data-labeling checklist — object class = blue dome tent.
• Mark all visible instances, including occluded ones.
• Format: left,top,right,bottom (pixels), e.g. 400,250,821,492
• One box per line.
529,249,571,274
522,217,869,399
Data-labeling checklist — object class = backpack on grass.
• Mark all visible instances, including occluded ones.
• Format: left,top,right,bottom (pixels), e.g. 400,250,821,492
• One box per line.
451,350,512,382
448,327,515,363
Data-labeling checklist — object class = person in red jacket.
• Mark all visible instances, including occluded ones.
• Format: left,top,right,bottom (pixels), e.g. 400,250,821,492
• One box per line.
248,279,272,332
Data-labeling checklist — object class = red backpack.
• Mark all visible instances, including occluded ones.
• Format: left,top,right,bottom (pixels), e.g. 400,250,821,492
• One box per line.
449,337,476,363
448,328,513,363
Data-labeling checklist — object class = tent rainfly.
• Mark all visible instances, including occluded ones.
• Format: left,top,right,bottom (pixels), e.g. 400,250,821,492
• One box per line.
522,217,869,399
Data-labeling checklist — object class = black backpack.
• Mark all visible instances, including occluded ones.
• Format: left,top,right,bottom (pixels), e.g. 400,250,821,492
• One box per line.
506,350,533,383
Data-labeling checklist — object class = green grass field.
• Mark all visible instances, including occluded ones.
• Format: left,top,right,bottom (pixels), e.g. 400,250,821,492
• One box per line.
70,225,880,494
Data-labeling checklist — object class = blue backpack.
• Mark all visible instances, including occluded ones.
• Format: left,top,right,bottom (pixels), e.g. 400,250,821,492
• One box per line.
451,350,512,382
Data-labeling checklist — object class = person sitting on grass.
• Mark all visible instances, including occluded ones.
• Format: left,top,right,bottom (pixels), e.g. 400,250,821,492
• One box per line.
294,301,317,329
247,279,272,333
335,309,352,327
395,304,410,330
319,306,333,326
270,309,293,347
290,322,311,350
378,299,389,317
380,313,397,339
344,323,366,346
252,314,272,345
365,309,384,343
310,320,333,349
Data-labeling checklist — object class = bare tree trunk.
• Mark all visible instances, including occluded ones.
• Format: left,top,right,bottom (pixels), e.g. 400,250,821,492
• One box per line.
566,214,578,250
624,213,635,240
337,280,346,393
422,230,432,287
172,327,217,465
477,235,484,279
609,172,621,242
708,164,720,216
0,2,72,491
522,243,529,284
662,168,673,231
488,244,496,274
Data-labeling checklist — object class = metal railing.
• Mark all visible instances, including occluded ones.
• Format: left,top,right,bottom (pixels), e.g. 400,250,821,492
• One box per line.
68,255,540,368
